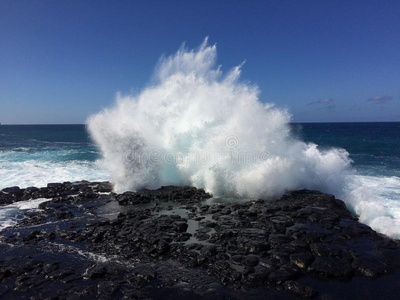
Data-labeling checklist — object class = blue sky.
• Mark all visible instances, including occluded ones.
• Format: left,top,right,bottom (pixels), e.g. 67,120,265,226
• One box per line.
1,0,399,124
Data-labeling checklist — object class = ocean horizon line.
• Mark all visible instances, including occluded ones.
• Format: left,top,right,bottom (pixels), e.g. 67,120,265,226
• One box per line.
1,121,400,126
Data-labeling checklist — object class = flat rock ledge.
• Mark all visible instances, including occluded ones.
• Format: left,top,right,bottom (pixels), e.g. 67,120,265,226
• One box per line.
1,182,400,299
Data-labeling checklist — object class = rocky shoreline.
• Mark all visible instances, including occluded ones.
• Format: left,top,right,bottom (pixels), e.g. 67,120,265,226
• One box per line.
1,181,400,299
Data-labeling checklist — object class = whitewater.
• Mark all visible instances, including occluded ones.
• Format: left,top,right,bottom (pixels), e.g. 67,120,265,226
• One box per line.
87,39,400,238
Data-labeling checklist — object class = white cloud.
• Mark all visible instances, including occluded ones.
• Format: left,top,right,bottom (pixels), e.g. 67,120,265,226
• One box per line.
367,95,393,104
308,98,334,105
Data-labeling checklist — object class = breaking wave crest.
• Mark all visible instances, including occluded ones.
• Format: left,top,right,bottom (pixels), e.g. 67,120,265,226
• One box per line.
87,38,351,198
87,38,400,238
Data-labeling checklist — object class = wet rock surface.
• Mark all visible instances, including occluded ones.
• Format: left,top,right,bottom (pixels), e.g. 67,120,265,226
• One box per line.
1,182,400,299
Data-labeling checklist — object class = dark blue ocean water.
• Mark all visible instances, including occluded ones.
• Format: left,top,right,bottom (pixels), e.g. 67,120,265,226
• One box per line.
1,123,399,189
0,125,96,160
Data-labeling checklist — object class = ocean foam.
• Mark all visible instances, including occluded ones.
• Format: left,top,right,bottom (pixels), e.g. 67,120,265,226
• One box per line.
0,157,108,190
12,198,52,210
0,198,51,231
346,174,400,238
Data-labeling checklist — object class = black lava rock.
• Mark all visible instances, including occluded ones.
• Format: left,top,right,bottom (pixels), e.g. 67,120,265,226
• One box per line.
1,183,400,299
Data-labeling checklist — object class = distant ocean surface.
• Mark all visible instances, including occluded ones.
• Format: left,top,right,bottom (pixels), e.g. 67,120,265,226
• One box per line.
0,123,399,202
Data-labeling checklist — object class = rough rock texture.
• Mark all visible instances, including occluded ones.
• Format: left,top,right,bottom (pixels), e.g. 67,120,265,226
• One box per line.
1,182,400,299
